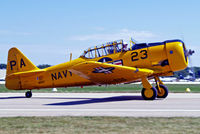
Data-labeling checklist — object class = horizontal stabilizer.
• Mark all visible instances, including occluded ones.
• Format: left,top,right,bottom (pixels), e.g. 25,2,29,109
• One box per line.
7,69,45,78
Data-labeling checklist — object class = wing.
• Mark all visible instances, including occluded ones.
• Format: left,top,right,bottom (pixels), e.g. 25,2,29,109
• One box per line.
69,61,154,84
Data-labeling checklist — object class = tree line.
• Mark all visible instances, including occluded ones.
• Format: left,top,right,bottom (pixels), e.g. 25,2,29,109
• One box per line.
0,64,51,69
1,63,200,79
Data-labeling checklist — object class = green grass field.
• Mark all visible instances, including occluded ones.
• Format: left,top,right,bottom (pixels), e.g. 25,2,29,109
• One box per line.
0,84,200,93
0,117,199,134
1,85,200,134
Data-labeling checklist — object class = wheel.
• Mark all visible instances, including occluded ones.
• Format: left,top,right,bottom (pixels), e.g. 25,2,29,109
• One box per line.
156,84,168,98
141,87,157,100
25,91,32,98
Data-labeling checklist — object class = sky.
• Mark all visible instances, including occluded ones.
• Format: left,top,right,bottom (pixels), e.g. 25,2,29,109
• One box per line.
0,0,200,66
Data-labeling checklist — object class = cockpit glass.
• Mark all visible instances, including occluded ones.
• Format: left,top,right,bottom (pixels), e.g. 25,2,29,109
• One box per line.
98,47,107,57
81,39,124,59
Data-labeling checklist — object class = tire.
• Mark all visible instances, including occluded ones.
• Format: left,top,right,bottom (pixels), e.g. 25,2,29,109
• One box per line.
141,87,157,100
25,91,32,98
156,84,168,98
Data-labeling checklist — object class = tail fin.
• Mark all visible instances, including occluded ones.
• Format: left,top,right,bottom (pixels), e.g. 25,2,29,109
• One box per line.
6,47,38,76
6,47,39,90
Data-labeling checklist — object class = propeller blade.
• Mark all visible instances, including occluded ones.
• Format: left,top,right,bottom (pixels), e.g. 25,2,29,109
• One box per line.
188,50,195,81
186,49,195,57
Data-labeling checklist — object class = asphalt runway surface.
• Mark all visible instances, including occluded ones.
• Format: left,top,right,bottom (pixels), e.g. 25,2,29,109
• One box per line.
0,93,200,117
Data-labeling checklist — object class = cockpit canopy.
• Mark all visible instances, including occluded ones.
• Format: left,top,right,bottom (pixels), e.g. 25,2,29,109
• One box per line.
81,40,128,59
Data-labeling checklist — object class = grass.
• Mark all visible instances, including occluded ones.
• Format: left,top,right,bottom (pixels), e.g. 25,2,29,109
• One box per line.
0,117,200,134
1,85,199,134
0,84,200,93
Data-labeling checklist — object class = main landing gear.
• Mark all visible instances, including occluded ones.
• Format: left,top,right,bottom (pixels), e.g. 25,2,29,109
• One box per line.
25,90,32,98
141,76,168,100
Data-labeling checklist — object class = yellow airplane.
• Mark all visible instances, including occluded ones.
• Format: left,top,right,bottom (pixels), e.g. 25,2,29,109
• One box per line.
5,39,194,100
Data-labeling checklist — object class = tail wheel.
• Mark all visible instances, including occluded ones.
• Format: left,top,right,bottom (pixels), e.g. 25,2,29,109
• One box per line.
156,84,168,98
141,87,157,100
25,91,32,98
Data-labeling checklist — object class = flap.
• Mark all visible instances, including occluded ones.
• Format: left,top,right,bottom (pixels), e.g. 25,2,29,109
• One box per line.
69,61,154,84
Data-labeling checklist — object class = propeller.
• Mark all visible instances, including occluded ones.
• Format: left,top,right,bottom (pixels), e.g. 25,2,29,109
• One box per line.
180,32,195,81
186,49,195,57
186,49,195,81
179,33,195,81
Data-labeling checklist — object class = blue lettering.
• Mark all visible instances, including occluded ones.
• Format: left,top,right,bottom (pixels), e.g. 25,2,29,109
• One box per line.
57,72,62,79
20,58,26,68
51,70,72,81
62,70,68,78
51,73,57,80
10,60,16,70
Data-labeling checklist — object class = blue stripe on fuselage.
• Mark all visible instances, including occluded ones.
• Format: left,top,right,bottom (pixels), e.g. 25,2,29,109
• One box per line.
131,39,183,50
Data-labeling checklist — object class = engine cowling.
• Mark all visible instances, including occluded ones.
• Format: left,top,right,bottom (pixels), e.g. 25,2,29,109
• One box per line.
165,40,188,72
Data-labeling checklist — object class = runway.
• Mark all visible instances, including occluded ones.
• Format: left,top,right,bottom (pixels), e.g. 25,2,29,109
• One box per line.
0,93,200,117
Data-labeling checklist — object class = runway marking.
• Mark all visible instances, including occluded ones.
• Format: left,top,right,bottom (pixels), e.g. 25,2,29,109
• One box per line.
1,109,200,112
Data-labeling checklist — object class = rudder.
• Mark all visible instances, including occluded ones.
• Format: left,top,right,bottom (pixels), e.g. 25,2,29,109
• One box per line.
6,47,38,76
6,47,39,90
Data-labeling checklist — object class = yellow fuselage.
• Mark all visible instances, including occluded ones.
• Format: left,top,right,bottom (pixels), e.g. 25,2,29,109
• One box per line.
6,40,188,90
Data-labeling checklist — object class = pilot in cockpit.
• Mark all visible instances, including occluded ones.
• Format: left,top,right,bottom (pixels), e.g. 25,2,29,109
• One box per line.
122,42,128,51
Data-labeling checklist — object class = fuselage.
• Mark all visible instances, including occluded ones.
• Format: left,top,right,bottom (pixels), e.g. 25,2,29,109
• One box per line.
6,39,188,90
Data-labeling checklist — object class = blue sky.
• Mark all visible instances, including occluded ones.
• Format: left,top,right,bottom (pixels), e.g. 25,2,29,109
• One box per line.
0,0,200,66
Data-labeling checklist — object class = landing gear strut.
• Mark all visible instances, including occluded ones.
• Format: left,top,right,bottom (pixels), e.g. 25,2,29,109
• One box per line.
155,77,168,98
141,76,168,100
25,90,32,98
156,84,168,98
